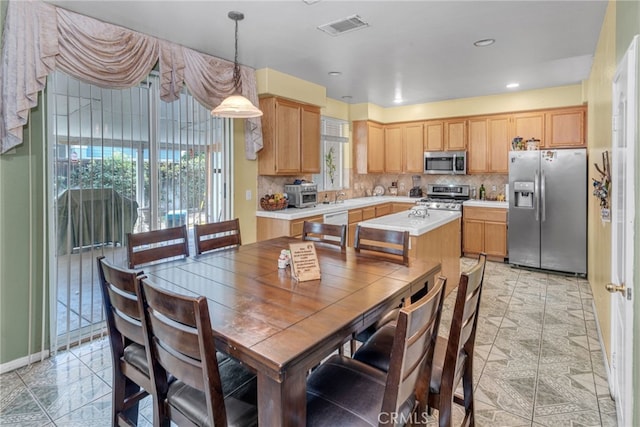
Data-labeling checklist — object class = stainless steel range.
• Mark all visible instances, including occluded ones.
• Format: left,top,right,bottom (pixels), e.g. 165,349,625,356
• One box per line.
417,184,470,211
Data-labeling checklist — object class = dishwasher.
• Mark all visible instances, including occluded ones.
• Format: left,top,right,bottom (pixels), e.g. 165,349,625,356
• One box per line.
323,210,348,242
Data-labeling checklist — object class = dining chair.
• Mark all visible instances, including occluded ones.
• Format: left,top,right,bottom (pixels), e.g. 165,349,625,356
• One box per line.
353,254,487,427
126,225,189,269
302,220,347,250
193,218,242,255
306,276,446,426
135,276,258,427
97,256,151,426
351,225,411,353
354,225,410,266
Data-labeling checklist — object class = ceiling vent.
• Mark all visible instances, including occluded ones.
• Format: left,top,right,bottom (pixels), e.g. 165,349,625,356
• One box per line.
318,15,369,36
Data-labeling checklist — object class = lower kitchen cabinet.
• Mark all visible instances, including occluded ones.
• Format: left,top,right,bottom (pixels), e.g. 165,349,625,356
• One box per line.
257,214,323,241
462,206,508,261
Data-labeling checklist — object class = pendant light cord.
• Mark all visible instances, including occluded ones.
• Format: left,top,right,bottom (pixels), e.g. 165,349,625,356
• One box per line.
233,17,241,93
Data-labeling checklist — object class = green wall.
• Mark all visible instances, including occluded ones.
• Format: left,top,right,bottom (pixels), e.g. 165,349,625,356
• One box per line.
0,96,49,365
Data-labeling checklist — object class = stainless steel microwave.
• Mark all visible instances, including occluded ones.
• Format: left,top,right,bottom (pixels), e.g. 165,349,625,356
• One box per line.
424,151,467,175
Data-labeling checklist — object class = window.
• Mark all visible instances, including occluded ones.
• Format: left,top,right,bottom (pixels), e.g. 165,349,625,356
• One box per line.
315,117,349,191
47,70,232,346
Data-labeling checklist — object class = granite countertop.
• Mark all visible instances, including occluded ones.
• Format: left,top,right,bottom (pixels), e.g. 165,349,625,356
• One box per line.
463,200,509,209
357,209,461,237
256,196,421,220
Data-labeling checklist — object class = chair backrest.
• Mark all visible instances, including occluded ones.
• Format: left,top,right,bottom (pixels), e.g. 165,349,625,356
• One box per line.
194,218,242,255
302,221,347,250
442,254,487,391
126,225,189,269
136,277,228,427
381,276,446,417
97,256,146,349
354,225,410,266
98,256,152,426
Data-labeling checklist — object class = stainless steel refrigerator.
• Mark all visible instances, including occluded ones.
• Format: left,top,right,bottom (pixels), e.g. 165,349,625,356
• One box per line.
508,149,587,275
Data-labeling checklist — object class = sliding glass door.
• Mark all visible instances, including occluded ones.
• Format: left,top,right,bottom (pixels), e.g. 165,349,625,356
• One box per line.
47,71,232,348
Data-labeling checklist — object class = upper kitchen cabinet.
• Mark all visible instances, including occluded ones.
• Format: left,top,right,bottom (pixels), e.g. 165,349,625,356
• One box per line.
545,106,586,148
467,115,510,174
424,120,444,151
384,124,403,173
353,120,385,173
258,96,321,175
403,122,425,173
512,111,545,144
444,119,467,151
384,122,424,173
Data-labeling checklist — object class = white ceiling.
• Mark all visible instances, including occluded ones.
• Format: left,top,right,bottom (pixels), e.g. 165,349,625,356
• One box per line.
45,0,608,108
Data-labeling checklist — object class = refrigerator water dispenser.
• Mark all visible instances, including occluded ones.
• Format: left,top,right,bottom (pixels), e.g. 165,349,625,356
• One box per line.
513,181,534,208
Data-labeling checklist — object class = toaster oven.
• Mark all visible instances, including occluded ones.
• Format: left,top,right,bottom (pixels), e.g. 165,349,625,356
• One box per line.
284,183,318,208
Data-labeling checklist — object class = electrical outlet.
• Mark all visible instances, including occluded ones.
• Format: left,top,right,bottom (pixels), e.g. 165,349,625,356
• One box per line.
491,185,497,192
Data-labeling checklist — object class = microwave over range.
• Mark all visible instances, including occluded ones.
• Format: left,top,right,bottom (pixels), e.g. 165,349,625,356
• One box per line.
424,151,467,175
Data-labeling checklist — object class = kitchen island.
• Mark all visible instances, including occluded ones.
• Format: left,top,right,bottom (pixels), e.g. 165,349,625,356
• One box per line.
358,209,461,293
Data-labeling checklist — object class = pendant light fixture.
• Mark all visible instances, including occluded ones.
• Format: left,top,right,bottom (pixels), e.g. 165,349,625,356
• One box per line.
211,11,263,118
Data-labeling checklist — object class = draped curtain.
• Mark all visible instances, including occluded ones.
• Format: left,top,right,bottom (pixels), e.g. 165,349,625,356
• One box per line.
0,0,263,158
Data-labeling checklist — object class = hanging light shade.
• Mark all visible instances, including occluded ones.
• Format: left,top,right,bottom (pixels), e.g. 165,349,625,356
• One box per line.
212,11,263,118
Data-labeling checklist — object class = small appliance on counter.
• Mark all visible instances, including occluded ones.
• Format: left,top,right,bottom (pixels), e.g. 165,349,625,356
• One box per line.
284,182,318,208
409,175,423,197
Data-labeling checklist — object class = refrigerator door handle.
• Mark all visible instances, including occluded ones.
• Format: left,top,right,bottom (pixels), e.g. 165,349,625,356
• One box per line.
541,169,546,222
534,170,540,221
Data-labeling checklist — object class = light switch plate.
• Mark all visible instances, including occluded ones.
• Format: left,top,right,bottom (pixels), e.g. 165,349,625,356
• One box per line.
246,190,252,200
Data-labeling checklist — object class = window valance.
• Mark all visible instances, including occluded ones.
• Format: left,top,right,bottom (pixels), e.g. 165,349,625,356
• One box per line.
0,0,263,159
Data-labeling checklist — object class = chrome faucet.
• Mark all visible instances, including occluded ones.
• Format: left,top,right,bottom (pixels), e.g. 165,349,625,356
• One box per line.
335,191,346,204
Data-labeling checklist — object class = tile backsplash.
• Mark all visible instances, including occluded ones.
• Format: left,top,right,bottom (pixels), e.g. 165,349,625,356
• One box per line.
256,171,508,208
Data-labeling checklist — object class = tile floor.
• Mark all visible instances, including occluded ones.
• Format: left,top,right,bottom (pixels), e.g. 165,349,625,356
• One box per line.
0,259,617,426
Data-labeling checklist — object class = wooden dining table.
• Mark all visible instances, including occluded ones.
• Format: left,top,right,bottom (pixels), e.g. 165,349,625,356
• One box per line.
141,236,441,426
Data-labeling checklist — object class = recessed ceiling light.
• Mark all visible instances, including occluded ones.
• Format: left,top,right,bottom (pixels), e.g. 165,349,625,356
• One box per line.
328,71,342,76
393,98,404,104
303,0,321,4
473,38,495,47
506,82,520,89
341,95,352,100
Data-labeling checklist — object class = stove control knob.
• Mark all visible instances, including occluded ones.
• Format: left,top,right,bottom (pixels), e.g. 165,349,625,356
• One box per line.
435,203,440,208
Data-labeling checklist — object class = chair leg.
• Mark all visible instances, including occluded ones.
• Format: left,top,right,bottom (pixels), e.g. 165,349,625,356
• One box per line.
438,387,454,427
120,377,141,426
462,365,475,426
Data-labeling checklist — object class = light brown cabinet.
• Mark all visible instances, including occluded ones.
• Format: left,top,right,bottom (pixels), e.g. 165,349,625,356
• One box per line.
444,119,467,151
467,115,510,174
545,107,586,147
462,206,508,261
392,202,415,213
258,97,321,175
512,112,545,145
384,122,424,173
384,125,403,173
424,121,444,151
256,214,323,241
353,120,385,174
403,122,425,173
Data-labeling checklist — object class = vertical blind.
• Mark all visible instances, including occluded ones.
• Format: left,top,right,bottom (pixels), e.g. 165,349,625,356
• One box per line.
47,71,230,350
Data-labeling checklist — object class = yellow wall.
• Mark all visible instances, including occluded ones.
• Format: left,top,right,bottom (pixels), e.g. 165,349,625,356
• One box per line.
350,84,584,123
233,121,258,244
586,0,616,359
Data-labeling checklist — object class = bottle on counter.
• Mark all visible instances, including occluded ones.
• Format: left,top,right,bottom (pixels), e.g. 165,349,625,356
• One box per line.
479,184,486,200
